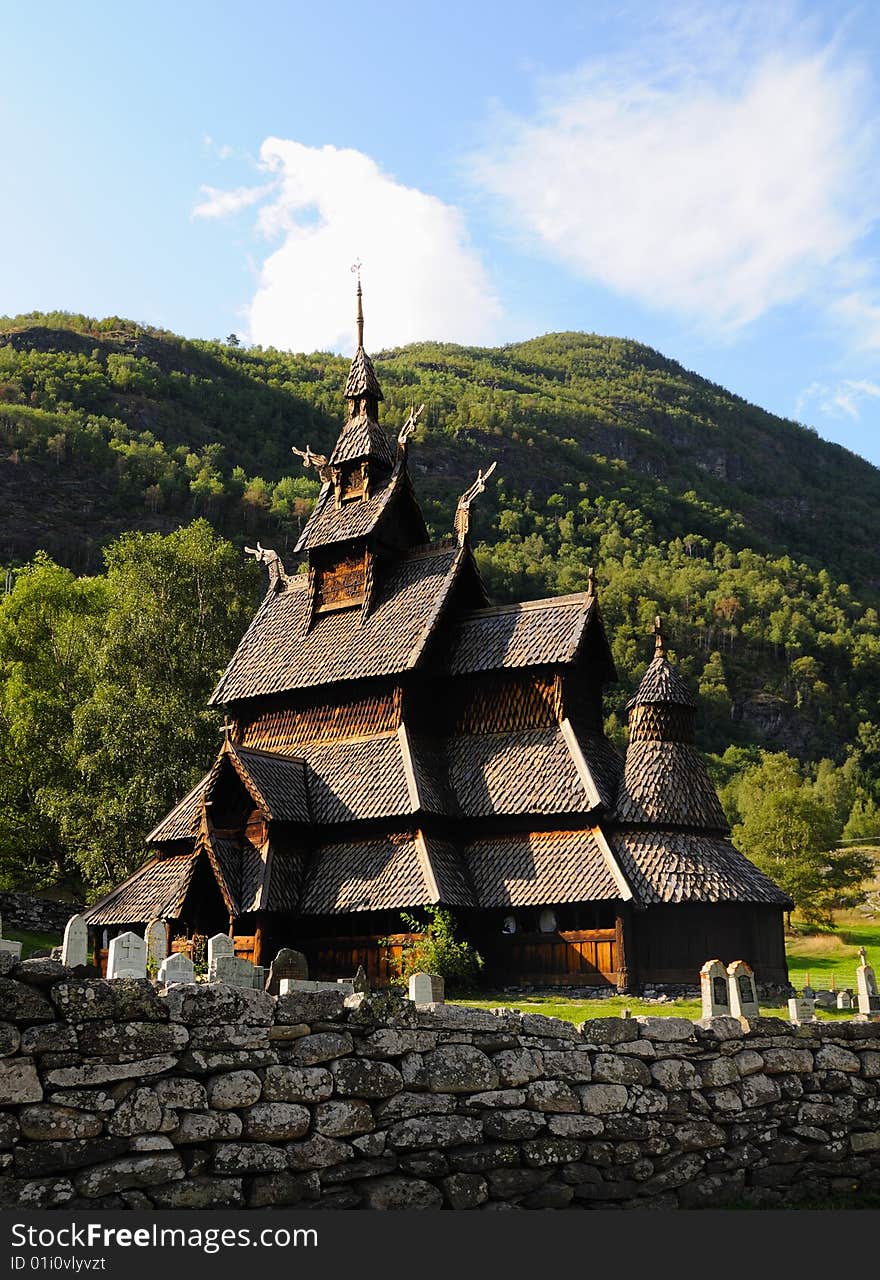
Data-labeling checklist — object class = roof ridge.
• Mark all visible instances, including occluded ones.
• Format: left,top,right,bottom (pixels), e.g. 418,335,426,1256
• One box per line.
458,592,590,620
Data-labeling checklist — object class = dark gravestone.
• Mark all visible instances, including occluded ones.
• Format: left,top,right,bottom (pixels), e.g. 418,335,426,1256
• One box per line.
264,948,309,996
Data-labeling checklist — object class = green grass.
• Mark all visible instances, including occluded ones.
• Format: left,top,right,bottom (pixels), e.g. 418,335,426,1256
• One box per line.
785,919,880,991
2,926,60,959
454,992,855,1024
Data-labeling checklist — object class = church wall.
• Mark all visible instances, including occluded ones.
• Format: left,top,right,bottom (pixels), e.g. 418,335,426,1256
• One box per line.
631,903,789,987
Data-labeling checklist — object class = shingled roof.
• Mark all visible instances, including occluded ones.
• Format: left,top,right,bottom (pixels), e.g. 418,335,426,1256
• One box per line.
343,346,383,400
329,412,393,467
449,595,595,674
145,774,210,844
300,833,430,914
464,829,624,907
610,830,792,906
210,542,465,703
84,851,199,925
217,743,310,823
614,741,729,830
294,461,428,554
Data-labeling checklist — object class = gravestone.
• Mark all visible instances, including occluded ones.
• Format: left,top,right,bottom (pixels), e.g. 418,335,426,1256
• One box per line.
408,972,445,1006
0,915,22,961
280,978,351,995
264,947,308,996
727,960,759,1021
214,954,265,989
836,990,853,1011
856,949,880,1018
699,958,730,1020
788,995,815,1024
207,933,234,981
352,964,369,994
158,951,195,985
814,989,836,1009
145,919,168,970
61,914,88,969
106,931,147,979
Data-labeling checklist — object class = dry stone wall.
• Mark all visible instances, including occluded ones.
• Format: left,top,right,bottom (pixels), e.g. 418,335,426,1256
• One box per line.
0,893,82,937
1,957,879,1210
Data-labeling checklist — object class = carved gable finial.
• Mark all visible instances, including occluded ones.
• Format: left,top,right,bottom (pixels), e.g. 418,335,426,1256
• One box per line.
398,402,425,454
587,566,597,596
654,614,666,658
292,443,332,483
454,461,497,544
244,542,290,591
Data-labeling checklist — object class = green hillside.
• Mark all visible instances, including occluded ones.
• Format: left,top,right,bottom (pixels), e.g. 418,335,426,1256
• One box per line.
2,310,879,769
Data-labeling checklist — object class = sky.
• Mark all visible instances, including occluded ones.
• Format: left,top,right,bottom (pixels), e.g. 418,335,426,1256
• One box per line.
4,0,880,463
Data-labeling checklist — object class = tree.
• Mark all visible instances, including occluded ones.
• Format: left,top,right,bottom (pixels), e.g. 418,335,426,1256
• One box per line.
0,555,107,891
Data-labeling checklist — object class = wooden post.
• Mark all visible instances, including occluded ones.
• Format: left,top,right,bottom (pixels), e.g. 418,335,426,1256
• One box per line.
253,919,264,967
615,907,633,993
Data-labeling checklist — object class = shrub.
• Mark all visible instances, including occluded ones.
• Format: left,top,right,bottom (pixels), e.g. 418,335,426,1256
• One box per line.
387,907,484,995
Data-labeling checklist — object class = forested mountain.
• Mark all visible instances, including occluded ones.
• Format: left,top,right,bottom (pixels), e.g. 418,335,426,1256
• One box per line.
2,310,879,773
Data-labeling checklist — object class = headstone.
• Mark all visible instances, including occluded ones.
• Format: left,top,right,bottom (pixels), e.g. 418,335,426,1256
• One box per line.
408,972,445,1006
699,958,730,1020
264,947,309,996
352,964,369,994
214,954,264,989
0,914,22,961
279,978,351,995
158,951,195,985
836,990,853,1011
814,989,836,1010
61,914,88,969
727,960,759,1021
106,931,147,979
788,996,815,1024
144,919,168,970
802,984,815,1002
207,933,234,981
538,908,557,933
856,952,880,1017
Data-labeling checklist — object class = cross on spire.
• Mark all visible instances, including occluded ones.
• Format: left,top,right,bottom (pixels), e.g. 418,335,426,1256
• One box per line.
351,260,364,348
221,719,236,744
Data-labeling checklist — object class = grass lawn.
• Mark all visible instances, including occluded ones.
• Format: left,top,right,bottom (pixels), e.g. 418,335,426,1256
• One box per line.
454,993,854,1024
785,918,880,991
2,926,61,959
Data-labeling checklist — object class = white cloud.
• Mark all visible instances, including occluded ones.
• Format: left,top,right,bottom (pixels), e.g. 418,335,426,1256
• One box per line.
192,184,274,220
474,37,877,335
797,377,880,421
831,292,880,351
195,139,501,353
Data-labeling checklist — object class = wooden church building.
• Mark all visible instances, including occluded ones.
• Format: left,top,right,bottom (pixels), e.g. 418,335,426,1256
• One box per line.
85,286,791,989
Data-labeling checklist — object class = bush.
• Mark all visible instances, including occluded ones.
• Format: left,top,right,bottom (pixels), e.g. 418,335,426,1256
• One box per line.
387,907,484,995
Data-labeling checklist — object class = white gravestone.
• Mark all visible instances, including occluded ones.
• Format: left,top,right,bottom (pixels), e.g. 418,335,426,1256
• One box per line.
700,958,730,1020
836,991,853,1011
0,915,22,961
408,972,445,1006
788,996,815,1024
158,951,195,985
107,931,147,979
61,914,88,969
207,933,234,981
727,960,759,1021
144,919,168,969
856,949,880,1018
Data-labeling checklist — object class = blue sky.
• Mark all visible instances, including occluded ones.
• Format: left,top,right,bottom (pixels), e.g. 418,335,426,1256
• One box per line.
5,1,880,463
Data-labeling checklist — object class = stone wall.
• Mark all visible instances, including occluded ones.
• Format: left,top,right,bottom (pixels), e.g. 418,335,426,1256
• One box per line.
1,957,879,1210
0,893,82,938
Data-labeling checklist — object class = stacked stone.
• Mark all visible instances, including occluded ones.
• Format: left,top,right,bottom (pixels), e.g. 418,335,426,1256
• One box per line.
1,956,879,1210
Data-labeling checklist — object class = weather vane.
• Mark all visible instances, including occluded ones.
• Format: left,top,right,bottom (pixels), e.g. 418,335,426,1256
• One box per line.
350,259,363,282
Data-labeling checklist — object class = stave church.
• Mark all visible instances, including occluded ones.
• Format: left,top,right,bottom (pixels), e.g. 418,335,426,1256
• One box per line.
84,285,791,990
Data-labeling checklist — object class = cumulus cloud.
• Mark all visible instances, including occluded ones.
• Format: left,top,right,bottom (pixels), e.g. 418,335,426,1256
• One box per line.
194,139,501,353
797,377,880,421
474,34,877,335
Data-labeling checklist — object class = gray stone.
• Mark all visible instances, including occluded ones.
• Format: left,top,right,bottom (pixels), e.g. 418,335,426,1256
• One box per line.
577,1083,629,1114
74,1154,184,1197
0,978,54,1023
248,1172,318,1207
483,1109,545,1139
286,1133,354,1170
287,1031,353,1065
373,1092,456,1123
0,1023,20,1056
360,1175,443,1210
578,1018,640,1045
592,1052,651,1086
333,1057,403,1098
49,981,115,1022
740,1072,781,1108
242,1102,310,1141
18,1106,102,1141
635,1017,694,1042
358,1028,436,1057
0,1176,75,1208
492,1048,544,1086
815,1044,861,1072
46,1089,115,1114
150,1177,244,1207
527,1079,580,1113
650,1058,700,1090
158,953,194,986
673,1119,725,1150
314,1100,375,1138
442,1172,488,1209
213,1143,288,1174
546,1114,605,1137
153,1078,207,1110
15,958,65,986
106,1088,163,1137
523,1136,585,1166
169,1112,243,1144
262,1064,333,1103
387,1115,483,1150
762,1047,814,1074
14,1137,129,1178
20,1025,77,1055
61,915,89,970
206,1070,262,1109
276,988,346,1023
45,1055,177,1088
424,1045,498,1093
77,1020,188,1058
0,1057,42,1103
